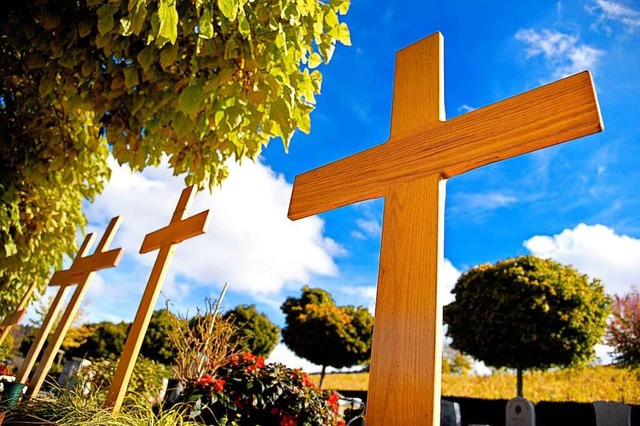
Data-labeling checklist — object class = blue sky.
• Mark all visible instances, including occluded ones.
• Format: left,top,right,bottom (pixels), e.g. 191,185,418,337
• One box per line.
34,0,640,370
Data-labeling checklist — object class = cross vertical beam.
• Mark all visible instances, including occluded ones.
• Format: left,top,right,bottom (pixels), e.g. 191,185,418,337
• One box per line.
25,216,124,398
367,34,445,425
14,233,97,384
104,185,210,413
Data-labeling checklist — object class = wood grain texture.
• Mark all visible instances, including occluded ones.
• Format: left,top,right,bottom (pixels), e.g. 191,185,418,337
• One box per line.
0,280,39,345
365,32,444,426
105,186,209,413
26,216,123,397
289,71,602,220
14,232,97,384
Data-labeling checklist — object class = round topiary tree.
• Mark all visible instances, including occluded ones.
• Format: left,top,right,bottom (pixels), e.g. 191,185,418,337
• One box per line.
223,304,280,358
443,255,611,397
281,286,373,386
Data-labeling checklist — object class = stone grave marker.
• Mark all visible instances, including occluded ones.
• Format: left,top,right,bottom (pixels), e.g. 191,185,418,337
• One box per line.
441,399,461,426
288,32,602,425
506,396,535,426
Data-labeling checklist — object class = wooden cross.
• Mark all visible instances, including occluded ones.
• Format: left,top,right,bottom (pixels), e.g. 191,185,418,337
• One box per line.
288,32,602,425
0,281,39,346
104,185,210,412
21,216,124,397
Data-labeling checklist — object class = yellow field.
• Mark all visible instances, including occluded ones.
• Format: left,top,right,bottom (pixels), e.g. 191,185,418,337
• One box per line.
311,366,640,404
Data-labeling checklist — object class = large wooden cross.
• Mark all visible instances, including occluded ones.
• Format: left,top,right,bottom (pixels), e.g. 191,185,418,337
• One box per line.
288,32,602,425
105,185,210,412
16,216,123,396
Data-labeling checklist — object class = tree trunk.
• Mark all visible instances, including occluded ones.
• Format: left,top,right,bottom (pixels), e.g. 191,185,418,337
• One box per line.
319,365,327,387
517,368,523,397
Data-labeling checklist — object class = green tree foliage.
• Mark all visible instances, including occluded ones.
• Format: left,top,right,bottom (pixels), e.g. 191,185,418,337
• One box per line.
140,308,180,364
281,286,373,385
223,304,280,358
0,0,350,315
605,287,640,368
66,321,130,360
443,255,611,397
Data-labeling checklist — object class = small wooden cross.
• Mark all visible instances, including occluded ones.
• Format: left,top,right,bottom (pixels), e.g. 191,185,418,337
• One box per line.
288,32,602,425
104,185,210,412
22,216,124,397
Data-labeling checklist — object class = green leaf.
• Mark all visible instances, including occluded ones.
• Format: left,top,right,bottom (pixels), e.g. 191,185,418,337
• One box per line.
97,5,118,35
179,85,205,115
218,0,239,21
159,44,178,69
199,7,214,39
308,52,322,69
158,0,178,44
336,22,351,46
124,68,139,89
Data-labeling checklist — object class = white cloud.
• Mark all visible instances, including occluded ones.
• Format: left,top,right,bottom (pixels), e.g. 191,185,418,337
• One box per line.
356,218,382,237
515,29,604,78
457,104,476,113
440,258,461,307
524,223,640,296
587,0,640,33
463,192,518,211
83,158,345,309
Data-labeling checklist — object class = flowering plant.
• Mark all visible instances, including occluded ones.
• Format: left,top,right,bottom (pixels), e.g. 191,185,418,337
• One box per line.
186,352,345,426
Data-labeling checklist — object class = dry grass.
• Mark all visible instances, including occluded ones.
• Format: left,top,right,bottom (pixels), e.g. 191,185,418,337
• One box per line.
311,366,640,404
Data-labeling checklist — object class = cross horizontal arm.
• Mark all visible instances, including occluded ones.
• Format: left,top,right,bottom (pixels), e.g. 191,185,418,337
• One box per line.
139,210,210,254
289,71,602,220
49,248,124,286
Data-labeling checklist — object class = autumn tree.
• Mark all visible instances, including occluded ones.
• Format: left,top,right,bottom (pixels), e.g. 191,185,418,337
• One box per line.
606,287,640,368
223,304,279,358
0,0,351,316
281,286,373,386
444,255,611,397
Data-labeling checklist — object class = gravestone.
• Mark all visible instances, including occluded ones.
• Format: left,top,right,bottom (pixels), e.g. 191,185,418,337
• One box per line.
593,401,631,426
506,396,535,426
441,399,461,426
58,357,92,391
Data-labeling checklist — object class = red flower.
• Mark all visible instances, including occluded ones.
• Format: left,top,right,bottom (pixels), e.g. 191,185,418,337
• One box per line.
242,352,256,362
270,407,279,415
337,420,346,426
230,354,241,365
212,378,225,392
280,413,296,426
327,392,340,414
198,374,214,386
246,355,266,373
301,373,315,388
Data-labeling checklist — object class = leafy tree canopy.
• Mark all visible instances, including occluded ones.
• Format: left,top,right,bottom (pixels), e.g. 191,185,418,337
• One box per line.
281,286,373,385
0,0,350,316
223,304,280,358
141,308,180,364
605,287,640,368
444,256,611,395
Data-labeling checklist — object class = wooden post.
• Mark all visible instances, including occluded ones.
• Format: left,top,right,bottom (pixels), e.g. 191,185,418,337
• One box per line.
104,185,209,413
287,32,603,425
25,216,124,397
0,280,39,346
